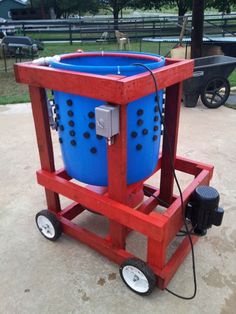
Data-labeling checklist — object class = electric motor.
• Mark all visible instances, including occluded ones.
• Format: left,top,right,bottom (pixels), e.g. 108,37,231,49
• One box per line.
186,185,224,236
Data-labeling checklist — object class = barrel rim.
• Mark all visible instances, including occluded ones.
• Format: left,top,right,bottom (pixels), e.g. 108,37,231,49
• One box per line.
50,51,165,74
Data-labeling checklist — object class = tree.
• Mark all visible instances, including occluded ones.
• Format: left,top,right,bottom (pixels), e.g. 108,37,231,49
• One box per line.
130,0,166,10
140,0,235,17
174,0,192,17
99,0,135,29
28,0,99,18
131,0,192,17
208,0,235,14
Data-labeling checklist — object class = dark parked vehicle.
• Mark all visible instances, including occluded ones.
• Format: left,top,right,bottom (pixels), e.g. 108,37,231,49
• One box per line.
1,35,44,57
1,36,44,71
183,55,236,108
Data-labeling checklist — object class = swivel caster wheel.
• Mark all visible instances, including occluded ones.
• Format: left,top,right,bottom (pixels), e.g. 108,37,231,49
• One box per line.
119,258,156,295
35,210,62,241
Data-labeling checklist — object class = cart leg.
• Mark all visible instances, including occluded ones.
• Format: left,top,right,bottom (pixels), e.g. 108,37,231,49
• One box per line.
29,86,61,213
109,221,127,248
107,104,129,249
159,83,182,205
147,238,166,270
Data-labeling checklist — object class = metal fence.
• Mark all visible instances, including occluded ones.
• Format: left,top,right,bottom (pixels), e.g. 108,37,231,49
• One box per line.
0,13,236,44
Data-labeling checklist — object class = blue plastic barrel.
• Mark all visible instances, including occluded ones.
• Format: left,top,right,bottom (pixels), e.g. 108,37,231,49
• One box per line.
51,52,165,186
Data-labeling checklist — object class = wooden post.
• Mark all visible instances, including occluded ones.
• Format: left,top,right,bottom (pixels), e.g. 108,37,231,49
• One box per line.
29,86,61,212
148,83,182,270
191,0,205,58
159,83,182,205
108,104,128,248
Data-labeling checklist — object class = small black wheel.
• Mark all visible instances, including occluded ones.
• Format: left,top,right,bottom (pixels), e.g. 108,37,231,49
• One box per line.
200,76,230,109
119,258,156,296
35,210,62,241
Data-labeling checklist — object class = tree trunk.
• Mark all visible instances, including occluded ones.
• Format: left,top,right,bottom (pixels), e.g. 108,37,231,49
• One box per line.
40,0,46,19
113,9,119,30
177,1,187,24
56,10,62,19
178,5,187,17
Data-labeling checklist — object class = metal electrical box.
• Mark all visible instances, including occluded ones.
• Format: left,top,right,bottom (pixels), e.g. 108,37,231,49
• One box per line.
95,105,119,138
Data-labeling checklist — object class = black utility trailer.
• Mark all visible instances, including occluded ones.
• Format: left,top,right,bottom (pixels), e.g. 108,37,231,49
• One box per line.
183,55,236,108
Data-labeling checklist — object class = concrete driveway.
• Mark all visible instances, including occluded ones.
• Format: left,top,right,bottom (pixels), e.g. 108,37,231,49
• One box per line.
0,102,235,314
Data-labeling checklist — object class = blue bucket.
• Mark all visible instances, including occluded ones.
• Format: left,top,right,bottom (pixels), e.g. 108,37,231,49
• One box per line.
51,52,165,186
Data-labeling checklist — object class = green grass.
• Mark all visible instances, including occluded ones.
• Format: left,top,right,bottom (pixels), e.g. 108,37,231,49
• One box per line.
0,41,235,105
40,41,172,56
0,59,30,104
228,70,236,86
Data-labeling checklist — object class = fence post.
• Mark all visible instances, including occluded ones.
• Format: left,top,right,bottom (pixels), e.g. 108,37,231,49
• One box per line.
69,23,72,45
160,19,162,39
222,15,227,37
22,23,25,36
152,21,155,38
79,24,82,41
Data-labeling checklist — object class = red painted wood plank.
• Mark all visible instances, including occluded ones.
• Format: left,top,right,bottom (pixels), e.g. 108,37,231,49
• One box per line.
37,170,167,241
44,190,61,213
158,236,199,289
55,168,71,180
29,86,61,212
143,184,157,195
59,202,85,220
164,169,211,219
29,87,55,171
175,156,214,177
60,217,132,265
165,58,184,65
54,169,117,196
159,83,183,205
108,104,129,248
15,63,125,104
137,197,158,215
14,59,194,105
147,238,167,270
120,59,194,103
163,169,211,244
108,104,128,202
109,222,127,249
138,189,160,214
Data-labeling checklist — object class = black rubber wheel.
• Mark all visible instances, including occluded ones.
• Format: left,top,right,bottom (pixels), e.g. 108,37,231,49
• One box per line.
35,210,62,241
119,258,156,296
200,76,230,109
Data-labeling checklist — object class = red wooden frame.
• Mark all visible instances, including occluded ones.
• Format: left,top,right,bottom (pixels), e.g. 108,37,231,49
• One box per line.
14,54,214,290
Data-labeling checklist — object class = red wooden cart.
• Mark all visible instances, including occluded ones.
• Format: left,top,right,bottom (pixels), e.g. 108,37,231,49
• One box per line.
14,56,214,295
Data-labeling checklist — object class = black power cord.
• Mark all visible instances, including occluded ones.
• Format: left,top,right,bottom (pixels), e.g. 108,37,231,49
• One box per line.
133,62,197,300
176,225,196,237
143,189,170,208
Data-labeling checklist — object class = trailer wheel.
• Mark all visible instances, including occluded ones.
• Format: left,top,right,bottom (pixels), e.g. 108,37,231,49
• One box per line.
35,210,62,241
201,76,230,109
119,258,156,295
